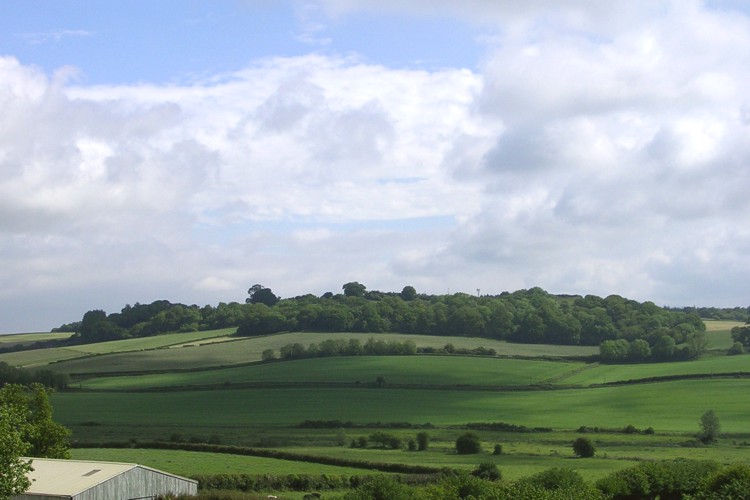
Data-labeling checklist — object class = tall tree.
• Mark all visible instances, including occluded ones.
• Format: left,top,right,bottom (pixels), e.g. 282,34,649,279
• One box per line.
0,404,32,499
0,384,71,459
246,284,280,306
342,282,367,298
698,409,720,444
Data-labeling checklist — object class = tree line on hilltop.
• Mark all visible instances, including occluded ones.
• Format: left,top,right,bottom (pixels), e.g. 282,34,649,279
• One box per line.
48,283,714,356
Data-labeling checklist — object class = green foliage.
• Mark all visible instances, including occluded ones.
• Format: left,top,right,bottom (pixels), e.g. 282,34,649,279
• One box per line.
572,437,595,458
0,403,32,500
490,480,605,500
271,337,419,361
425,472,493,500
343,282,367,298
595,460,722,500
0,384,70,459
260,349,275,361
698,409,720,444
521,468,586,491
493,443,503,455
730,322,750,347
416,432,429,451
472,461,502,481
727,341,744,355
245,285,279,306
367,431,401,449
56,286,703,350
343,475,411,500
0,361,70,389
455,432,481,454
699,464,750,499
595,466,650,499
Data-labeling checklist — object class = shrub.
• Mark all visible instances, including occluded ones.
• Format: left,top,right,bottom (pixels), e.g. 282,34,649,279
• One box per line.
728,341,745,355
572,437,595,458
596,467,650,499
523,468,586,491
638,459,719,498
416,432,429,451
472,462,502,481
492,444,503,455
433,472,494,499
455,432,481,454
343,476,411,500
698,409,720,444
701,464,750,498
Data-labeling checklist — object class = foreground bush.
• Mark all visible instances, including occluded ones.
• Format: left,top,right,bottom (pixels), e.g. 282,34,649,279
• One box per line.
518,468,587,491
694,464,750,500
343,476,412,500
596,459,721,499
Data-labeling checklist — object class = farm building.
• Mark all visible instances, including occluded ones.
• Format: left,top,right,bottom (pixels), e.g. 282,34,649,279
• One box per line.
12,457,198,500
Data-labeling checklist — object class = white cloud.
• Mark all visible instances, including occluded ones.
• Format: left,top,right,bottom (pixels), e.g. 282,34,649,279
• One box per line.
2,0,750,331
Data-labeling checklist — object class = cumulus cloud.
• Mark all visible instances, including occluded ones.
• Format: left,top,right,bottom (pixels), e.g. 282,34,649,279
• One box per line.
410,0,750,305
0,54,494,330
2,0,750,331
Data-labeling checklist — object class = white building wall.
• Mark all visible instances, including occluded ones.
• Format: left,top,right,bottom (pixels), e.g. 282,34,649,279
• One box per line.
15,465,197,500
75,467,197,500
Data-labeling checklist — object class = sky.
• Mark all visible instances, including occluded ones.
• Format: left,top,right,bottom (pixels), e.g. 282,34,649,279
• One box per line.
1,0,749,332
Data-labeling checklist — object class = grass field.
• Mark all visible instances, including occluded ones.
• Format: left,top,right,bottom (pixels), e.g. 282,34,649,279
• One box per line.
76,356,586,390
44,332,597,375
0,328,237,368
560,354,750,385
70,448,370,477
11,322,750,490
54,379,750,436
0,331,72,347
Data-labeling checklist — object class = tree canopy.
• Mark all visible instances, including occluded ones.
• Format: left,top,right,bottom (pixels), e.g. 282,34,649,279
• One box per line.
0,384,71,499
53,285,707,355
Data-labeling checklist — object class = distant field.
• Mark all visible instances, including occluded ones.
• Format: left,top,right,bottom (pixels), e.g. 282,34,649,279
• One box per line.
703,321,742,350
0,347,95,368
70,448,369,477
77,356,585,390
53,379,750,436
44,332,598,375
703,320,744,332
560,354,750,385
0,331,71,347
0,328,236,368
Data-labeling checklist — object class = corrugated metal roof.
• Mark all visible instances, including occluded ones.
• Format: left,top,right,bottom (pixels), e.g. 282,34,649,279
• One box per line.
20,458,200,497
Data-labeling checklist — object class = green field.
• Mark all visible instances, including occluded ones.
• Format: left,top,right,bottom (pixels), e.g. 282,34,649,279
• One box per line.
70,448,370,477
0,328,237,368
560,354,750,385
42,331,597,375
76,356,585,390
10,323,750,492
0,331,72,347
54,379,750,434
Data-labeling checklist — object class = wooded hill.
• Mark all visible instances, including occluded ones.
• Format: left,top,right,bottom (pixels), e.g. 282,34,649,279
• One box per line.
50,285,710,353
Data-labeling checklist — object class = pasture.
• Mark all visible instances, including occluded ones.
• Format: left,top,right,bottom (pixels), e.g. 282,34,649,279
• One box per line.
75,356,585,390
69,448,370,477
44,331,597,375
10,325,750,489
0,331,71,347
0,328,236,368
54,379,750,436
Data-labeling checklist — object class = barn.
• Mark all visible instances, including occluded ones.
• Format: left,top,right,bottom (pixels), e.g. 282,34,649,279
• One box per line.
13,457,198,500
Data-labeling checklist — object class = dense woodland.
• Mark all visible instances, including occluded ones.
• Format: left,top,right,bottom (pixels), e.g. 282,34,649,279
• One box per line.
47,284,731,362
